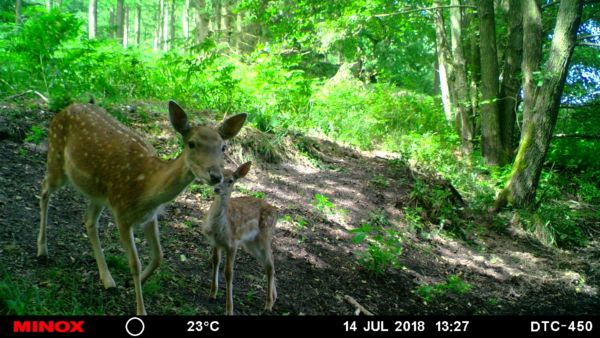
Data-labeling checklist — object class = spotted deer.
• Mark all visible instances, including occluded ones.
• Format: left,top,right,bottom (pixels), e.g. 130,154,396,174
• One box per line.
203,162,278,315
37,100,246,315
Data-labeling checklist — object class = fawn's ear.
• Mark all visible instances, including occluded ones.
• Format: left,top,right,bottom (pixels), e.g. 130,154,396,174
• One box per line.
234,161,252,180
219,113,247,140
168,100,190,135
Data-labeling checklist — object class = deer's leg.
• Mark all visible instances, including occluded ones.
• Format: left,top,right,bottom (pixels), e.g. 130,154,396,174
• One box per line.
141,216,163,284
209,247,221,299
37,174,64,257
264,247,277,311
85,202,115,288
119,224,146,315
224,247,237,315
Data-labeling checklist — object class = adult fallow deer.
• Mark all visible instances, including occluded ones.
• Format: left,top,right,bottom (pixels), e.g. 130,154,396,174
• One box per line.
37,100,246,315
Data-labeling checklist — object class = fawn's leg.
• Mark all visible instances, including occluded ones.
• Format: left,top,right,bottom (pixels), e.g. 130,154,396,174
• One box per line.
264,247,277,311
85,202,115,288
119,224,146,315
224,247,237,315
209,247,221,299
141,216,163,284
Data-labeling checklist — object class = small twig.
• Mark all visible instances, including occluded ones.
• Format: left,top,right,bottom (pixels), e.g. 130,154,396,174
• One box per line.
4,90,49,103
578,42,600,48
343,295,374,316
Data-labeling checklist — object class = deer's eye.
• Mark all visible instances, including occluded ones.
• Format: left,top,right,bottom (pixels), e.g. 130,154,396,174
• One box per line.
222,144,227,152
188,142,195,149
228,179,234,184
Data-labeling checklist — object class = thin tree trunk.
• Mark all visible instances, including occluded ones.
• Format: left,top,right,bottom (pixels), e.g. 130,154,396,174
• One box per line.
123,7,129,48
170,0,176,46
109,8,116,39
46,0,52,11
479,0,506,165
498,0,523,161
117,0,125,43
88,0,97,39
135,4,142,45
16,0,21,25
183,0,190,39
154,1,161,50
433,2,454,121
450,0,474,153
214,0,222,39
163,0,170,50
195,0,209,43
496,0,583,209
464,0,480,134
221,0,231,43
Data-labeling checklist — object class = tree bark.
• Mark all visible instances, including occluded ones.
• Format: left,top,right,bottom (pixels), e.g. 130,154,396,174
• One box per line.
170,0,176,46
183,0,190,39
433,1,454,122
449,0,474,153
117,0,125,43
496,0,583,209
109,8,116,39
154,0,162,51
88,0,97,39
195,0,209,44
478,0,506,165
46,0,52,11
163,0,169,50
498,0,523,161
16,0,21,24
135,4,142,45
123,7,129,47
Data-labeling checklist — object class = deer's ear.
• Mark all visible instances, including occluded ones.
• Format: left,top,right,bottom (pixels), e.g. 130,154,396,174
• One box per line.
219,113,247,140
234,161,252,179
168,101,190,135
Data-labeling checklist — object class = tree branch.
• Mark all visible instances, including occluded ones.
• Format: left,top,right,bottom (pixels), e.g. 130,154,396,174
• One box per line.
554,133,600,140
374,5,477,18
578,42,600,48
577,34,600,40
542,1,561,10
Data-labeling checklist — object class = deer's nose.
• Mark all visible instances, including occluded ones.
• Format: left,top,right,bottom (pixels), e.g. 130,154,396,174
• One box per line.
209,174,222,185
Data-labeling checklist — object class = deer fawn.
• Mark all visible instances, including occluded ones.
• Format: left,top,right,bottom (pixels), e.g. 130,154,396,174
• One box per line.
203,162,278,315
37,100,246,315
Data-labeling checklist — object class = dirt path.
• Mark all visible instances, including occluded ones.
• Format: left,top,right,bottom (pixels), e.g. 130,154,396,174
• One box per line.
1,104,599,315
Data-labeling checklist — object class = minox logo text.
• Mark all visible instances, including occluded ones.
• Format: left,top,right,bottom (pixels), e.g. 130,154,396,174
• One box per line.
13,320,85,333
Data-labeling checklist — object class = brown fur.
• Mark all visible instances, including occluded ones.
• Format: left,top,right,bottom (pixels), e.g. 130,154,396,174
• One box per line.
203,163,278,315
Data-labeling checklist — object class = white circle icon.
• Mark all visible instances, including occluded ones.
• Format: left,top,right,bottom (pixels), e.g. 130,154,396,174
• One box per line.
125,317,145,337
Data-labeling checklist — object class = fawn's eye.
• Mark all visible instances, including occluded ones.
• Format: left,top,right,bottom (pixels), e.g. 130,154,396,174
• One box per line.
188,142,195,149
222,144,227,152
228,179,234,184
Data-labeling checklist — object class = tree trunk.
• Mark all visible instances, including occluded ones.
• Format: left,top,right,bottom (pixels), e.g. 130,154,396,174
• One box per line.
117,0,125,43
464,0,480,134
154,1,162,51
170,0,176,46
495,0,583,209
433,2,454,122
88,0,97,39
16,0,21,25
46,0,52,11
135,5,142,45
214,0,222,39
221,0,231,43
183,0,190,39
478,0,506,165
449,0,474,153
498,0,523,161
109,8,116,39
163,0,170,50
123,7,129,48
195,0,209,43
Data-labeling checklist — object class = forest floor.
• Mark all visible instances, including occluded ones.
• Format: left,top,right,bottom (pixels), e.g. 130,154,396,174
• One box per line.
1,100,599,315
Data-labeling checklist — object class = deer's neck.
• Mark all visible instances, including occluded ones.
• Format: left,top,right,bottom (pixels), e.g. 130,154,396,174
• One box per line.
209,194,229,220
144,153,195,207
